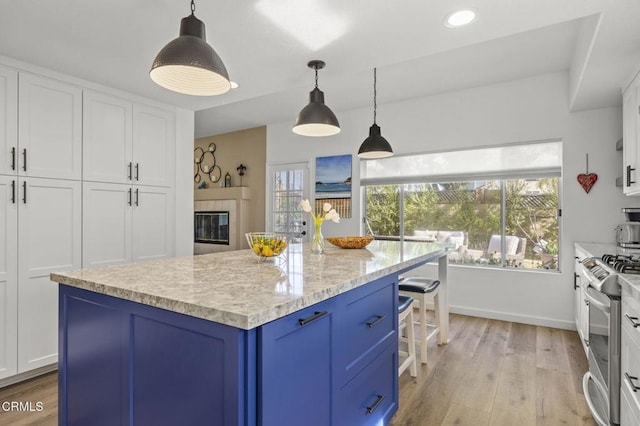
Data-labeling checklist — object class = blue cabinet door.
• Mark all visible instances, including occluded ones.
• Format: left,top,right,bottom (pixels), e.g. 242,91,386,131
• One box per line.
259,298,335,426
59,285,252,426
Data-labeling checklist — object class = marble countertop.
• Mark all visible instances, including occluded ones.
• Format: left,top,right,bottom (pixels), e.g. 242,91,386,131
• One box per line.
574,241,617,259
51,241,450,330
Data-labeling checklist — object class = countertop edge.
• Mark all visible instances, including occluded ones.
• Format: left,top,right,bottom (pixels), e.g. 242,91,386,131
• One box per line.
52,246,448,330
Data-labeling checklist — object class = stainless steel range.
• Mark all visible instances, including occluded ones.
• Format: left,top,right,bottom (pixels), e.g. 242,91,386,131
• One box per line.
580,254,622,426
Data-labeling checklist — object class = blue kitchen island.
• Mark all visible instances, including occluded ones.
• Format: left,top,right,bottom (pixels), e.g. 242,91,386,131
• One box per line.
51,241,450,426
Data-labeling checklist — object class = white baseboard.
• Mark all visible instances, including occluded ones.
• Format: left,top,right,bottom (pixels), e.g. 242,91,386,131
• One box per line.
0,364,57,389
449,305,576,331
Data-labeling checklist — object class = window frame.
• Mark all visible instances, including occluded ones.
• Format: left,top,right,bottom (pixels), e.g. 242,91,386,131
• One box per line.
360,141,562,272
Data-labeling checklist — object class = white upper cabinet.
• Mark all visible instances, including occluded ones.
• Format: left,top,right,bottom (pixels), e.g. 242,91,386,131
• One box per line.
623,77,640,194
83,91,133,184
83,91,175,187
18,73,82,180
0,66,17,177
132,104,175,187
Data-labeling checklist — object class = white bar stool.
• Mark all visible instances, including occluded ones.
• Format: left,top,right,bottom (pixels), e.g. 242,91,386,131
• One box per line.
398,277,441,364
398,295,417,378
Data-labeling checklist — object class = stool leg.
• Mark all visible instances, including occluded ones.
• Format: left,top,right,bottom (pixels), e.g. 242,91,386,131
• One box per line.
407,308,417,378
419,294,428,364
434,292,443,346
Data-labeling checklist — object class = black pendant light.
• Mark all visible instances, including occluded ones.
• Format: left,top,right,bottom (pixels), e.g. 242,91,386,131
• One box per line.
358,68,393,159
150,0,231,96
292,60,340,137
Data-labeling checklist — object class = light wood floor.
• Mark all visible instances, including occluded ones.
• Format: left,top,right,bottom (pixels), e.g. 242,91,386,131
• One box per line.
391,313,596,426
0,314,596,426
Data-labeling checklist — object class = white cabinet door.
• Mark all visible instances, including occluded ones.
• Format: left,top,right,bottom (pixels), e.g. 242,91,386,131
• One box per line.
0,176,18,379
82,182,132,268
83,91,133,184
623,81,640,194
133,104,175,187
18,73,82,180
133,186,174,262
17,177,81,373
0,66,17,176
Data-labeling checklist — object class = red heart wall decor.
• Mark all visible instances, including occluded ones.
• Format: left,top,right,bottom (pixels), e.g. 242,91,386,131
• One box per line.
577,173,598,193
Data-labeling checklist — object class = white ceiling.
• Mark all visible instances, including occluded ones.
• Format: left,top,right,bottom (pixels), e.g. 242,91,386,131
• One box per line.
1,1,639,138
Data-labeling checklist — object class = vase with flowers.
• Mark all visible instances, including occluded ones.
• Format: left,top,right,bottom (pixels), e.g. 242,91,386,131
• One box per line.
299,199,340,254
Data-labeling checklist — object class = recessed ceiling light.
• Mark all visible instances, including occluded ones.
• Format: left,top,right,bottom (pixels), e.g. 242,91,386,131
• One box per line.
230,81,239,89
445,9,476,28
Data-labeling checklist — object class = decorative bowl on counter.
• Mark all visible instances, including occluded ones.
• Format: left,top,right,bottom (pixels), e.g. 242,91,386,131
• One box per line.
245,232,288,260
326,236,374,249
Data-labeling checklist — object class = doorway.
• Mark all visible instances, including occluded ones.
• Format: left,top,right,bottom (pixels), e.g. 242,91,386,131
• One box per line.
266,162,310,242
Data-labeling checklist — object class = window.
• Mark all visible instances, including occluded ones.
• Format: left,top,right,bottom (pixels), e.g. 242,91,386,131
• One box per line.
362,142,561,271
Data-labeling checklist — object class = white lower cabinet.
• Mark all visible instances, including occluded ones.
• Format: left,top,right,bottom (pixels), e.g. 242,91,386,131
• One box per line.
574,256,589,355
0,176,81,376
0,176,18,379
83,182,173,268
621,287,640,424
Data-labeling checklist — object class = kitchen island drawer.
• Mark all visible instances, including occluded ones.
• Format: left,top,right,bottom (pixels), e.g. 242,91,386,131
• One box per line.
334,275,396,386
334,343,397,426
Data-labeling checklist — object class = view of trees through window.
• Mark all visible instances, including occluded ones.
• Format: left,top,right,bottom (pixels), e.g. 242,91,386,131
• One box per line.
365,178,559,270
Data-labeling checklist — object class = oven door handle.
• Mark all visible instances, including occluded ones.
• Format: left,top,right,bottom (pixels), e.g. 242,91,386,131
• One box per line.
584,286,610,314
582,372,609,426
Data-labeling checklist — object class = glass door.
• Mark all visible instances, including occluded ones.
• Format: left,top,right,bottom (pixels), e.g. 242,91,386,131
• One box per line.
267,162,310,242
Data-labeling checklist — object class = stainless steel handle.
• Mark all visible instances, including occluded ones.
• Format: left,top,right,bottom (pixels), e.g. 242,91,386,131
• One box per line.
582,372,609,426
625,313,640,328
128,188,132,206
22,149,27,172
10,147,15,170
366,394,386,414
134,188,139,206
135,163,139,181
298,311,328,326
22,181,26,203
366,315,386,328
11,180,15,203
628,165,636,186
128,162,132,180
574,273,579,290
584,287,610,314
625,372,640,392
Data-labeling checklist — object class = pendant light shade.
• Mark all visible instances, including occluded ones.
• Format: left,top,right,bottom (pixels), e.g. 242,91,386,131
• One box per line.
150,0,231,96
293,60,340,137
358,68,393,159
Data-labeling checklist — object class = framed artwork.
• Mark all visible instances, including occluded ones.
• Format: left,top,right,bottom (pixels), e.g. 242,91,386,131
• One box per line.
315,154,352,218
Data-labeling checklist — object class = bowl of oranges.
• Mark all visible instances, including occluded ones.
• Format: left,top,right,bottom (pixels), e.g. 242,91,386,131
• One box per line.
245,232,288,261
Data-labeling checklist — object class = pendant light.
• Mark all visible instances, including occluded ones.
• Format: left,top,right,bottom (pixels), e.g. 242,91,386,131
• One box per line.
292,60,340,137
150,0,231,96
358,68,393,159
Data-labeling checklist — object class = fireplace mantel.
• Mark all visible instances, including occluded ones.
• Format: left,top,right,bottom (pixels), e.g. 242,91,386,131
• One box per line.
194,186,251,201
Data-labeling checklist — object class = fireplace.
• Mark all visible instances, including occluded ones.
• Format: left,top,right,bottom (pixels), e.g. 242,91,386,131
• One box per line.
194,211,229,245
194,187,251,255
